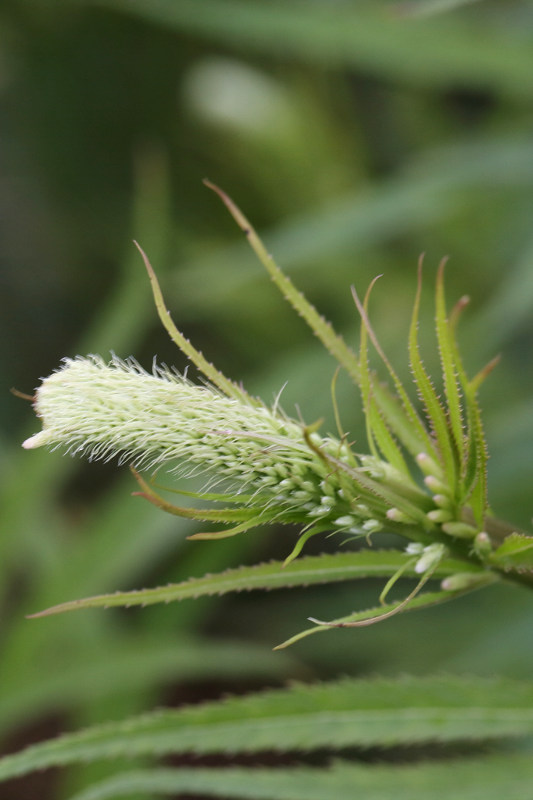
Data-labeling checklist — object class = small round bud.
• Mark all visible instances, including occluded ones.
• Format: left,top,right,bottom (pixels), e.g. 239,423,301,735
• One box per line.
414,543,446,574
424,475,450,495
362,519,382,534
334,515,356,528
386,507,412,524
441,572,493,592
427,509,453,524
441,521,478,540
473,531,492,556
432,494,452,509
416,453,444,478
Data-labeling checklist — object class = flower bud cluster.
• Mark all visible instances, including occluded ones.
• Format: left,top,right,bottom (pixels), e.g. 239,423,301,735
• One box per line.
23,357,390,533
23,356,491,553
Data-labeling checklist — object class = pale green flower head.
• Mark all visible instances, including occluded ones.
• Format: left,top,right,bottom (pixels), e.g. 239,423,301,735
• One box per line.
23,355,401,547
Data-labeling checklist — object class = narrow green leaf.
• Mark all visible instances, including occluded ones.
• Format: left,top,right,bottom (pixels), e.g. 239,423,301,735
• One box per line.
186,515,274,541
134,241,253,404
351,284,434,461
206,181,428,458
356,279,408,474
204,181,362,385
131,470,283,536
408,260,456,483
462,383,489,525
29,551,474,618
276,586,471,649
439,291,489,518
435,259,465,463
65,754,533,800
2,676,533,783
136,490,260,524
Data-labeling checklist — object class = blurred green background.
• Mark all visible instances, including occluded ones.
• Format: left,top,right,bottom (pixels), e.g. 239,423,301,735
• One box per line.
2,0,533,797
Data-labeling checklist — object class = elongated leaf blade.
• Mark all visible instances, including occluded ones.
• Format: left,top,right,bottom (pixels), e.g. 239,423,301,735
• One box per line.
135,241,252,404
2,676,533,783
205,181,362,385
351,284,433,461
29,551,475,618
355,281,408,473
66,754,533,800
207,181,430,457
408,262,456,483
435,260,465,462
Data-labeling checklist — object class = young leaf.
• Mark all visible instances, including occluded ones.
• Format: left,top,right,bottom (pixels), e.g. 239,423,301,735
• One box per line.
489,533,533,572
355,279,409,474
435,259,465,463
408,259,456,485
351,283,434,461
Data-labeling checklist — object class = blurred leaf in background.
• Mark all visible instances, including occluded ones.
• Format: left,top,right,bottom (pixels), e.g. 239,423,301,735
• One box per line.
2,0,533,797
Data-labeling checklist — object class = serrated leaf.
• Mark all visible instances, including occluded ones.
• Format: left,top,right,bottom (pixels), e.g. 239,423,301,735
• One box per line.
351,283,433,462
355,279,408,474
2,676,533,783
135,241,252,404
437,291,490,521
408,261,456,483
205,181,362,385
490,533,533,572
462,384,489,525
29,551,474,618
66,754,533,800
207,181,429,458
435,259,465,463
276,586,471,649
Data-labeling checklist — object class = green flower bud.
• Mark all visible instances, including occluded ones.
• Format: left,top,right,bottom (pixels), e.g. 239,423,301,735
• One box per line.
21,356,401,538
441,521,479,540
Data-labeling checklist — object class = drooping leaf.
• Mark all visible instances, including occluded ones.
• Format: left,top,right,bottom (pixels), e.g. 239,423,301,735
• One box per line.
275,586,472,649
